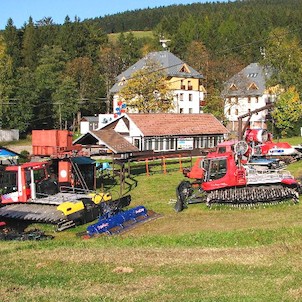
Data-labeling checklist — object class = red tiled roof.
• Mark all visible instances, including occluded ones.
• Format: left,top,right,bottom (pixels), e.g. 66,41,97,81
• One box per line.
127,113,228,136
90,130,139,153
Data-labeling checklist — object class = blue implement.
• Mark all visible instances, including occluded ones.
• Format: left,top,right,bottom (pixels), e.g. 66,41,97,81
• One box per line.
87,206,148,236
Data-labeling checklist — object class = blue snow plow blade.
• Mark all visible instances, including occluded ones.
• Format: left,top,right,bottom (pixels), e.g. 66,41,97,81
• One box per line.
87,206,150,236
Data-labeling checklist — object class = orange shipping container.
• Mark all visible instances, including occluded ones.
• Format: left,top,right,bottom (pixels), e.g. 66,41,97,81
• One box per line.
32,130,77,156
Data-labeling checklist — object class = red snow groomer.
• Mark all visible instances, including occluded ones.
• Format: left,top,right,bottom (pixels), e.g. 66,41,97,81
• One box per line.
175,140,300,211
245,128,300,163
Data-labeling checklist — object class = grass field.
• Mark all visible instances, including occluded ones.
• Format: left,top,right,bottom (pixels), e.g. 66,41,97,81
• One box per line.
108,31,154,43
1,142,302,301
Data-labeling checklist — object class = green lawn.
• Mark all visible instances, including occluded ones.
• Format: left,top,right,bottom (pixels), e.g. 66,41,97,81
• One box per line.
108,30,154,43
2,135,302,301
1,157,302,301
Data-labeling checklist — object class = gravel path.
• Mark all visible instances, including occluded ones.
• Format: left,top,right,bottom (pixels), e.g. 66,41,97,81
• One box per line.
5,145,32,154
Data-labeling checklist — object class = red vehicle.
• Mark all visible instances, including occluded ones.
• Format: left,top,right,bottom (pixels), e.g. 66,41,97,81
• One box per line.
175,140,300,211
1,162,55,204
0,130,111,230
0,161,127,231
245,128,300,162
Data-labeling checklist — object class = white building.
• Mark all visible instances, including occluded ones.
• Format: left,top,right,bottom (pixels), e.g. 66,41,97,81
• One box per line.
222,63,277,133
80,114,116,134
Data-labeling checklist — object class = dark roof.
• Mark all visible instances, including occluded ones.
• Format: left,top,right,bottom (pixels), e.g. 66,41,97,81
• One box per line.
71,157,95,165
222,63,272,97
0,147,20,159
127,113,228,136
110,51,203,94
75,129,139,154
81,116,99,122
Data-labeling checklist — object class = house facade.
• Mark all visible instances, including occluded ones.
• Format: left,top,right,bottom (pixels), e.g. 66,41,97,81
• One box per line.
75,113,229,156
80,116,99,134
109,51,206,116
80,114,117,134
222,63,277,133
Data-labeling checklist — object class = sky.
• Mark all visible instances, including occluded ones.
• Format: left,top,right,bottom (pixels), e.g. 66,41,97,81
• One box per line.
0,0,227,30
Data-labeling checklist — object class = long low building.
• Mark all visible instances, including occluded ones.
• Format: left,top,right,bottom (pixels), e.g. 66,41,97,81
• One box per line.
74,113,229,156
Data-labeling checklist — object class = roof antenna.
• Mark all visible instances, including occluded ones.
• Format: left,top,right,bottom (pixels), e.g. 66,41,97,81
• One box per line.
260,47,266,59
159,37,171,50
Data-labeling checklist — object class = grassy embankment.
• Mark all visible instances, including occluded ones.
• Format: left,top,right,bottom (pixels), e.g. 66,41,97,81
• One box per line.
1,137,302,301
108,31,154,43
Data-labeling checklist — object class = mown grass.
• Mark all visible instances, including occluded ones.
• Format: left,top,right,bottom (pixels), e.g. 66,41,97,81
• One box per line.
108,30,154,43
1,141,302,301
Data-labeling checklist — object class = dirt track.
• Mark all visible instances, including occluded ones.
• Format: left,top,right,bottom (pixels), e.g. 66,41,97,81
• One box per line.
5,145,32,154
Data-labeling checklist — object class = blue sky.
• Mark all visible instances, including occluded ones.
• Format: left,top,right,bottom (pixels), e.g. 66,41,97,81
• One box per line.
0,0,228,29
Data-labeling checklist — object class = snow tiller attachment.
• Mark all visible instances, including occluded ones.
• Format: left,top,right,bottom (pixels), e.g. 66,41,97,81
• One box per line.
85,205,161,237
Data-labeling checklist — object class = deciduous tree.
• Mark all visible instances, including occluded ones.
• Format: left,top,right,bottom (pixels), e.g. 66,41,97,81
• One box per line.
118,59,174,113
272,86,302,137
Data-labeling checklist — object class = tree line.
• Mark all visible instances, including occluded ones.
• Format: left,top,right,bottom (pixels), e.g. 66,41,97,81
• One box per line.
0,0,302,136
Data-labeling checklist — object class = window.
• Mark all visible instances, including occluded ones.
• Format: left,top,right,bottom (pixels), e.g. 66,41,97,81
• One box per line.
155,139,159,151
159,139,163,151
247,73,258,78
134,138,140,149
235,109,239,115
209,137,214,148
230,83,237,91
248,96,251,103
170,138,175,150
1,171,17,194
248,82,258,90
165,138,175,151
180,108,184,113
189,108,193,113
179,64,190,73
180,80,185,90
227,108,231,115
180,93,184,101
188,80,192,90
206,158,227,181
189,94,193,101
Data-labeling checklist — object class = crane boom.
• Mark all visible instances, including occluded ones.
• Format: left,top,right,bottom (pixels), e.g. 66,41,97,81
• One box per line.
237,103,274,140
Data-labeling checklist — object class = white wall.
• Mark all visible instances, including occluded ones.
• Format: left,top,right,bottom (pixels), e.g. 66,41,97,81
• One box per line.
0,129,19,142
113,89,204,115
224,94,274,126
80,121,90,135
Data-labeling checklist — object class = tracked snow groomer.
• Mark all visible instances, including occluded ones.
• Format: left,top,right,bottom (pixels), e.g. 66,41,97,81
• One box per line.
0,130,131,230
0,160,130,230
175,140,300,211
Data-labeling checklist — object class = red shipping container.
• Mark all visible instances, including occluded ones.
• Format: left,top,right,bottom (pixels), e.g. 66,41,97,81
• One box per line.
32,130,80,156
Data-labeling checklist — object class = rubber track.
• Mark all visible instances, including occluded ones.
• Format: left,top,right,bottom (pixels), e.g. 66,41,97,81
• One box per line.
0,203,66,224
206,185,298,206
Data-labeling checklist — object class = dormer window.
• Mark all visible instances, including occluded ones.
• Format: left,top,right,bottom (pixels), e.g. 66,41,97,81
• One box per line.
179,64,190,73
230,83,237,91
118,77,127,86
248,82,258,90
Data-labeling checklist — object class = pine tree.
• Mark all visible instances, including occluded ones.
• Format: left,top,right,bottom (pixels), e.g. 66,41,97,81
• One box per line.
22,17,39,70
3,18,22,72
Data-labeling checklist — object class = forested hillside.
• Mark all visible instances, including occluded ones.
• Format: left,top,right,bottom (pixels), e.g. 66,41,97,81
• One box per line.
0,0,302,135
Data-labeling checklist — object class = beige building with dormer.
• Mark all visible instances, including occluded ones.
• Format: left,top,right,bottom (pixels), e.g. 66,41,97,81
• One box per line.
109,51,206,116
